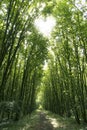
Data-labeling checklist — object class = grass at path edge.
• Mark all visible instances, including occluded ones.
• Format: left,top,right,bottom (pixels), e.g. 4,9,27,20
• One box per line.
0,109,87,130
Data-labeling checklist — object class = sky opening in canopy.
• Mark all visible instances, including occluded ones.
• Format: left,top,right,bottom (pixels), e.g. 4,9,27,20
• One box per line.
34,16,56,38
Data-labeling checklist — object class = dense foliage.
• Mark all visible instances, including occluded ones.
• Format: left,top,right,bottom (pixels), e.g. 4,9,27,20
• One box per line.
42,0,87,124
0,0,48,121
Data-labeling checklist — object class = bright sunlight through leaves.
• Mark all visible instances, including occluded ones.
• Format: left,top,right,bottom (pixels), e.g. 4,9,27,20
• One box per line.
35,16,56,37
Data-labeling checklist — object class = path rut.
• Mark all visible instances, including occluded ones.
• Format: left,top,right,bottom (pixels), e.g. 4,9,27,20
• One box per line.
35,112,54,130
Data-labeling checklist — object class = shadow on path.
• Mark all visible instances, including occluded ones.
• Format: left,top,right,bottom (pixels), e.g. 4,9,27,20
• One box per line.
35,112,54,130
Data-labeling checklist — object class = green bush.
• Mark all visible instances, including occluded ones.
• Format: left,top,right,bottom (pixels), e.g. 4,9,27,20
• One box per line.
0,101,21,122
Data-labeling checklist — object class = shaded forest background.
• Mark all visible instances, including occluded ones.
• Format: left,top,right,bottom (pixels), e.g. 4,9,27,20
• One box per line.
0,0,87,124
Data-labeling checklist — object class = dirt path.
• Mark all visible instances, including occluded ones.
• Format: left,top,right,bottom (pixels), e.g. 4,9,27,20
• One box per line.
35,112,54,130
0,110,87,130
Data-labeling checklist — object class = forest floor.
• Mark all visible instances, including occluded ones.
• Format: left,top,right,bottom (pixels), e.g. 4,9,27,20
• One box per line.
0,109,87,130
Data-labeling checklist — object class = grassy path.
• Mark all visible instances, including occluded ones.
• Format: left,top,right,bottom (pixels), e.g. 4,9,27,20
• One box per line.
0,110,87,130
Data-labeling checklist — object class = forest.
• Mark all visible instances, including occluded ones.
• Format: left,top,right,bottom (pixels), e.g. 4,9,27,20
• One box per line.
0,0,87,129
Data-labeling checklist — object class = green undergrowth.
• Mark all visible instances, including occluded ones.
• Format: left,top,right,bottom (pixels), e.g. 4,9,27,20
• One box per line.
0,109,87,130
44,111,87,130
0,110,40,130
